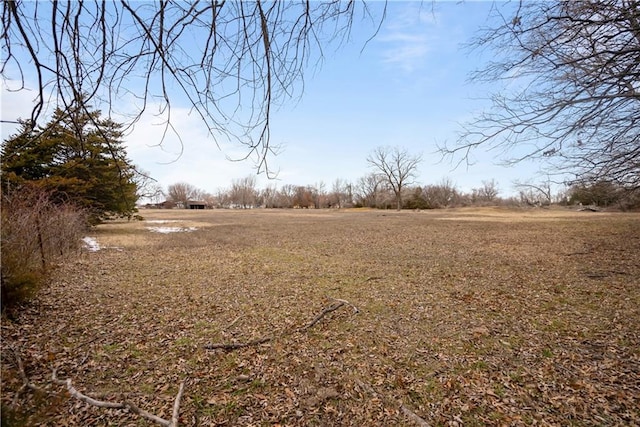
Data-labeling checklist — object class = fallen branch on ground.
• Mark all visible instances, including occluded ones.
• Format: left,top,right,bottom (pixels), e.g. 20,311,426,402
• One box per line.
8,346,51,406
52,369,186,427
299,299,348,331
334,298,360,314
204,298,358,350
355,378,430,427
225,315,241,330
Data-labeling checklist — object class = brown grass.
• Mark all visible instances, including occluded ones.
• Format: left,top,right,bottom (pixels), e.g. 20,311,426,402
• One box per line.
2,207,639,426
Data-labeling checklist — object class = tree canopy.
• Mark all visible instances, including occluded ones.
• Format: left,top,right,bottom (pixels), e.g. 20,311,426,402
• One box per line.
1,105,138,222
451,1,639,191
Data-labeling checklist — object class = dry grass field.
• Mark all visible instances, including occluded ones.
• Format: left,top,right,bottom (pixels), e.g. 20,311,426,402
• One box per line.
2,207,639,426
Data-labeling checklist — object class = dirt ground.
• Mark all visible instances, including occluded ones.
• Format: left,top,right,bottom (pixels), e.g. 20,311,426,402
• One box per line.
2,207,639,426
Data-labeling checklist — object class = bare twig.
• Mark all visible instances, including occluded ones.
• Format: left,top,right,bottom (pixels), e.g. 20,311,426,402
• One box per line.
331,298,360,314
9,347,50,406
171,381,186,426
299,300,346,331
204,298,358,350
225,315,241,330
123,400,173,426
400,404,431,427
52,368,186,427
355,379,430,427
52,368,126,409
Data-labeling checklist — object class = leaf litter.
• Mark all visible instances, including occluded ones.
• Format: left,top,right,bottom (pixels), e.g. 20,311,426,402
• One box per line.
2,207,639,425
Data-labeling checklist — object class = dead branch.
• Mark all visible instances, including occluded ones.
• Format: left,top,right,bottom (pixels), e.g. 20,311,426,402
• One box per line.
299,300,345,331
331,298,360,314
355,379,430,427
205,298,358,351
9,346,50,406
225,315,241,331
123,400,173,426
171,381,186,426
400,404,431,427
51,369,186,427
52,369,125,409
204,336,272,350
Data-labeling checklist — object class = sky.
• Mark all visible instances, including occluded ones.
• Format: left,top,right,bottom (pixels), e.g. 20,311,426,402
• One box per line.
1,1,549,199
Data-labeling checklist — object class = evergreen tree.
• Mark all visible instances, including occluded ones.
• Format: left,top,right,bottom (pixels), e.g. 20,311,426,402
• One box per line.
2,105,138,222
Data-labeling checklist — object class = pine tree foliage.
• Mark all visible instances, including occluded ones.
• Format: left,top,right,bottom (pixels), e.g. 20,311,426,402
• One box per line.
2,105,138,222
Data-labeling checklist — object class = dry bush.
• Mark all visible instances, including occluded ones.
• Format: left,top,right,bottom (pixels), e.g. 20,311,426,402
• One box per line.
1,186,87,311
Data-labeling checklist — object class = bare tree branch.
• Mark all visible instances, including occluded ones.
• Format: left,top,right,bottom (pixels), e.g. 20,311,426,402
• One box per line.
1,1,385,174
299,300,346,331
355,378,430,427
51,368,126,409
446,1,639,191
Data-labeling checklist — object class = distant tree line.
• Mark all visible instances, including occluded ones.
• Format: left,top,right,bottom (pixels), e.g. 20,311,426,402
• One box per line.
154,146,638,211
157,174,639,212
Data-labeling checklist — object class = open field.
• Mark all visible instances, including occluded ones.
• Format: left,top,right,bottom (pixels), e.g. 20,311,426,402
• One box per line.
2,207,639,426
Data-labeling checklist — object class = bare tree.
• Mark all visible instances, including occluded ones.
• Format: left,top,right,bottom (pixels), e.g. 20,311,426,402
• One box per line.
201,192,217,209
471,179,499,204
166,182,200,208
215,188,231,209
147,183,166,206
293,186,314,209
330,178,352,208
229,175,258,208
514,179,552,207
367,146,423,210
278,184,297,208
422,178,459,208
312,181,328,209
260,184,279,208
1,1,385,173
447,1,640,191
355,173,385,208
134,170,164,204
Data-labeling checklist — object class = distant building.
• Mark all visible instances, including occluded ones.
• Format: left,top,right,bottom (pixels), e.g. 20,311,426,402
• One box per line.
186,200,207,209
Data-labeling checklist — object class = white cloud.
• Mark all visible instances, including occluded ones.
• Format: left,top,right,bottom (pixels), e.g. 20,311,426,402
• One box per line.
377,3,441,73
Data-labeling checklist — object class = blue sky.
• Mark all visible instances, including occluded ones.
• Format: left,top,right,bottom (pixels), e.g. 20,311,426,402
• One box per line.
1,1,547,198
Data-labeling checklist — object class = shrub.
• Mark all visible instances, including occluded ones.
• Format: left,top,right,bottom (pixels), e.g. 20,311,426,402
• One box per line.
1,186,87,312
